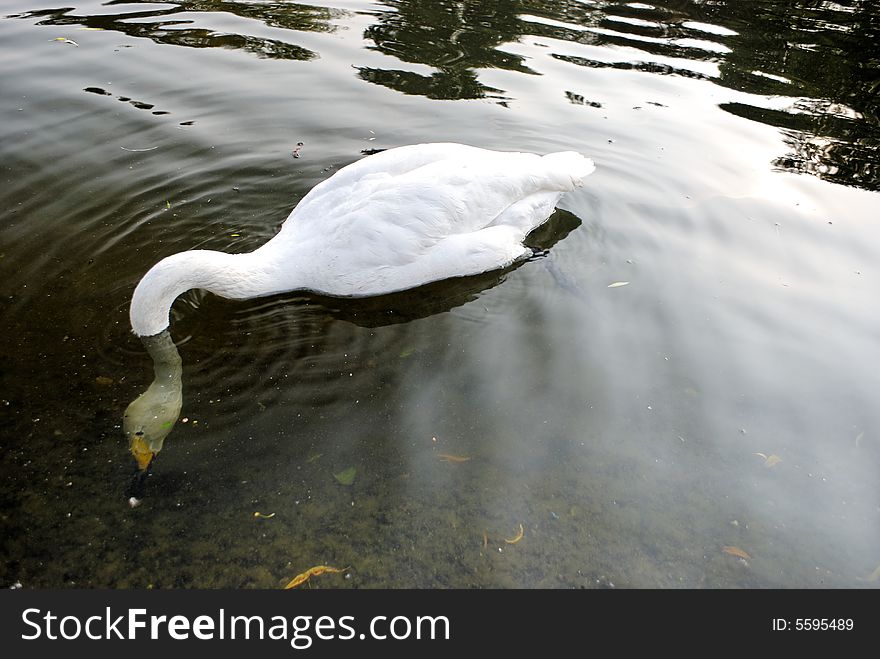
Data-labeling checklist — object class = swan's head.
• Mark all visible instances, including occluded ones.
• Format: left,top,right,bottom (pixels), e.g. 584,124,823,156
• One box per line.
123,380,182,471
123,380,182,504
123,330,183,502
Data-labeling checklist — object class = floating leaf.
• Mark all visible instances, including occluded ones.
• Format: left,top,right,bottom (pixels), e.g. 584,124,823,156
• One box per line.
51,37,78,46
333,466,357,486
253,511,275,519
229,233,241,238
607,281,630,288
722,546,751,560
438,453,471,463
284,565,348,589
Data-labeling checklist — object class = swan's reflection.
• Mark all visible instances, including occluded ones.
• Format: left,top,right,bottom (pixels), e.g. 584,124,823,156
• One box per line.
122,209,582,500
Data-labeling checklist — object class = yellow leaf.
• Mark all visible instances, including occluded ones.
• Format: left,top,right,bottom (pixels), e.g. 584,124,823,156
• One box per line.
755,452,781,467
253,512,275,519
438,453,471,463
722,546,751,560
284,565,348,589
504,523,524,544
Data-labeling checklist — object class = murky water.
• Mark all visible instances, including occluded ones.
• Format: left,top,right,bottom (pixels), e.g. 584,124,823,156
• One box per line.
1,0,878,588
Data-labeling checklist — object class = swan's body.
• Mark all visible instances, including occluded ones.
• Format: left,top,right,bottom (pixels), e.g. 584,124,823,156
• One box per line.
130,143,595,336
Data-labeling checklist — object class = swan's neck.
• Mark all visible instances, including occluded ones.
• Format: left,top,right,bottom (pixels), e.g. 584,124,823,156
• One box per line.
130,249,288,336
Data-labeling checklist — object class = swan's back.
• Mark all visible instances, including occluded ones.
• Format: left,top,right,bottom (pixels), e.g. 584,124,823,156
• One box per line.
268,143,595,296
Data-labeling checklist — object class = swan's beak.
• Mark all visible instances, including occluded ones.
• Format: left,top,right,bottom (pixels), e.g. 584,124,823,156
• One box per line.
130,435,156,471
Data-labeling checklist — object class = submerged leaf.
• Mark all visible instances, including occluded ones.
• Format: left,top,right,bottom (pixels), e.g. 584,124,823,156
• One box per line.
438,453,471,463
333,466,357,486
755,452,782,467
284,565,348,589
764,454,782,467
504,523,525,544
722,546,751,560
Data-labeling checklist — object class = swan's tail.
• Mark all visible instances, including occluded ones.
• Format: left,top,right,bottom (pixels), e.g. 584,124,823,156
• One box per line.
543,151,596,188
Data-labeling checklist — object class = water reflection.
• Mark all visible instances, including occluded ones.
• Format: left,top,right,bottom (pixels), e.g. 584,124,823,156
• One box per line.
359,0,532,101
709,0,879,190
357,0,878,190
9,0,347,60
9,0,877,189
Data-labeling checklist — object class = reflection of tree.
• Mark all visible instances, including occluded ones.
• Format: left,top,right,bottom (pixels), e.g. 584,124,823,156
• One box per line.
521,0,879,191
359,0,533,100
701,0,880,191
11,0,347,61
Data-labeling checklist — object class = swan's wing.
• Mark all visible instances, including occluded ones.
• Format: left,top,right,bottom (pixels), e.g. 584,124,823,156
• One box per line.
281,144,594,272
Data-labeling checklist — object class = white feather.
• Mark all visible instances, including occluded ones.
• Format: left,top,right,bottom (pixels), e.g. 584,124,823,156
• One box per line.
130,143,595,336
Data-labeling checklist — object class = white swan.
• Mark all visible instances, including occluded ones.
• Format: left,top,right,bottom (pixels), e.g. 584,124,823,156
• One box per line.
130,143,595,336
124,143,594,475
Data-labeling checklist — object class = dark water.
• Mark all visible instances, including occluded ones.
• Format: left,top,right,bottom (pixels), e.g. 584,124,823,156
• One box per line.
1,0,878,588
